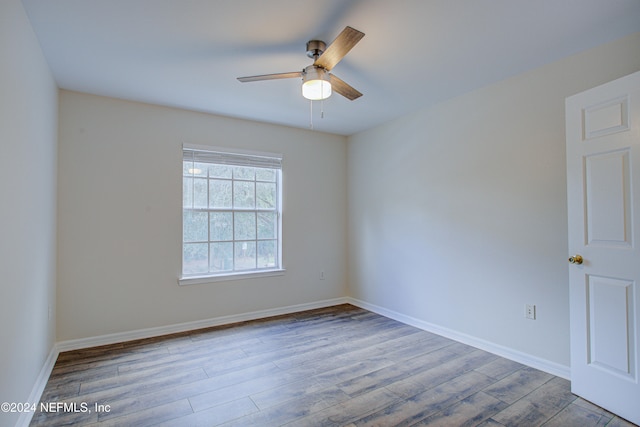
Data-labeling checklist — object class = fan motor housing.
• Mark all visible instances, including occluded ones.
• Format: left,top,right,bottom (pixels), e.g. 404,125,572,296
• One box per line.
306,40,326,59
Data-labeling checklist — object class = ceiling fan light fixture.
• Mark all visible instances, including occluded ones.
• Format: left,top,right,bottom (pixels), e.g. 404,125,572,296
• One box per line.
302,66,331,100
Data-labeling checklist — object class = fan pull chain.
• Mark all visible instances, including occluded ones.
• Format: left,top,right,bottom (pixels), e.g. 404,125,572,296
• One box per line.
309,92,328,129
320,79,325,119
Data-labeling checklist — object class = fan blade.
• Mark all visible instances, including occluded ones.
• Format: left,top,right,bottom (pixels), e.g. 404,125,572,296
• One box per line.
314,26,364,71
237,71,302,83
329,74,362,100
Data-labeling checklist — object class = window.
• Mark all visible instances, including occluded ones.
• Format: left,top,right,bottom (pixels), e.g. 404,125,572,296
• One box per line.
180,145,283,284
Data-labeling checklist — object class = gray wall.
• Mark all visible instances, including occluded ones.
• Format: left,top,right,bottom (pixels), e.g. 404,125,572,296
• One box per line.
348,32,640,369
0,1,58,425
57,91,348,341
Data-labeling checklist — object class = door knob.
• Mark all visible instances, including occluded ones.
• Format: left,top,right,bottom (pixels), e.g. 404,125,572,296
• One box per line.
568,255,583,265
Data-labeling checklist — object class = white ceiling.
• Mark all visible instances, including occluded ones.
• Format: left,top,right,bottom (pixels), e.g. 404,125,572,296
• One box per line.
21,0,640,135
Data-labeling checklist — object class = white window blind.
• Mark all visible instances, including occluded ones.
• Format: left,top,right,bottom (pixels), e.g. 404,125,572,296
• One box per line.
183,146,283,170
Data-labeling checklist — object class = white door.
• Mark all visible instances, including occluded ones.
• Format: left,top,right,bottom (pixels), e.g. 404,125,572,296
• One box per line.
566,70,640,425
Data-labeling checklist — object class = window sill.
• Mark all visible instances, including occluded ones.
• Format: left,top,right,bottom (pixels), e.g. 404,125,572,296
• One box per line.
178,269,286,286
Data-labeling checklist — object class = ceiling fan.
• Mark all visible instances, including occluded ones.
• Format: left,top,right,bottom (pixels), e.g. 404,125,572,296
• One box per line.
237,26,365,101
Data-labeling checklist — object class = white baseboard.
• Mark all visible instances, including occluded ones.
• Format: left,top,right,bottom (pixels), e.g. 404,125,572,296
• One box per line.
56,297,349,352
346,297,571,380
15,345,59,427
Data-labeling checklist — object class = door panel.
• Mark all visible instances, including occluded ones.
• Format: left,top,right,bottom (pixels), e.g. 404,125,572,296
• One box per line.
584,149,631,247
566,70,640,425
583,96,629,139
586,275,635,377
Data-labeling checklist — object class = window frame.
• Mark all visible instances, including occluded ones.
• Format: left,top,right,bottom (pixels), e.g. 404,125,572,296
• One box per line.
179,144,284,285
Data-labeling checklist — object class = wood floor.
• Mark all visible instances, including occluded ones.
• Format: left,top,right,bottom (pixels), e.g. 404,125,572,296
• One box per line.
31,304,637,426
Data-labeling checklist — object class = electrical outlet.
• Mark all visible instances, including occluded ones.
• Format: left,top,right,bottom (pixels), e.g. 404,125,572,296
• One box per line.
525,304,536,320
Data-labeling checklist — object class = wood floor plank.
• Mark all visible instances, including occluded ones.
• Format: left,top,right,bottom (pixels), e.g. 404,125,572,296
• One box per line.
490,376,576,426
353,370,496,427
188,367,307,413
31,304,633,427
312,356,396,388
385,349,498,399
116,347,247,378
414,391,508,426
248,378,326,410
474,357,525,381
154,397,259,427
482,366,555,404
270,321,419,371
542,402,613,427
381,334,456,363
90,367,273,422
39,381,81,403
73,367,208,417
85,366,207,397
221,385,352,427
281,387,402,427
337,345,462,398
